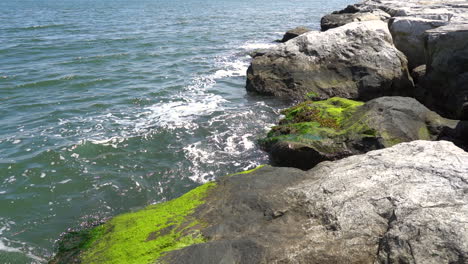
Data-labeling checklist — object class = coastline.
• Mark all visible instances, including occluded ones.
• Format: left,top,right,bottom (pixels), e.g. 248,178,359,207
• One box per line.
49,0,468,263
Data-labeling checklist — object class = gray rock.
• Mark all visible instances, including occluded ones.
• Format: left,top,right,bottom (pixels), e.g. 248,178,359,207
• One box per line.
321,9,390,31
261,96,466,170
389,17,448,69
163,140,468,263
246,21,414,101
411,64,426,84
423,24,468,120
279,26,311,42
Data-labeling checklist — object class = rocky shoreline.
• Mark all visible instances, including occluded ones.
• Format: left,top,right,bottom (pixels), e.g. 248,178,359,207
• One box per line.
50,0,468,263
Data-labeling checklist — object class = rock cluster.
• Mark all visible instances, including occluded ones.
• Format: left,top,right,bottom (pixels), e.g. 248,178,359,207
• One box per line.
50,1,468,263
52,142,468,264
250,0,468,120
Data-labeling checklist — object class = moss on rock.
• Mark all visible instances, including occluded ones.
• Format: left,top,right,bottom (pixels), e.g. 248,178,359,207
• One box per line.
262,96,461,170
261,97,374,149
51,182,216,264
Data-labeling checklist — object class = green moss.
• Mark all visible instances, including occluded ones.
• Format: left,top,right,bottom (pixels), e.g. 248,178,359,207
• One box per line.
261,97,381,153
281,97,364,129
418,126,431,140
80,182,217,264
229,165,265,176
305,91,318,99
380,131,403,146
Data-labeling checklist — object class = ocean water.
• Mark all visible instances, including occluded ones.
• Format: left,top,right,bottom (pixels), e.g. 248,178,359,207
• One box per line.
0,0,353,262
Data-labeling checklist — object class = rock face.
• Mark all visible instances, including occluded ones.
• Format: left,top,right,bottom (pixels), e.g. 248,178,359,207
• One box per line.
163,141,468,263
321,9,390,31
246,20,414,101
423,24,468,120
279,26,311,42
261,96,465,170
389,17,448,69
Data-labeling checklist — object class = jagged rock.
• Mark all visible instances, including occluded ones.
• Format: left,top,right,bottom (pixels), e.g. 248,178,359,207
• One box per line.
279,26,311,42
389,17,448,69
423,24,468,120
246,21,414,101
160,141,468,263
321,9,390,31
260,96,466,169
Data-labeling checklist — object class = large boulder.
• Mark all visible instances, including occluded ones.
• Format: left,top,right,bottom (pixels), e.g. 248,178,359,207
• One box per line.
279,26,311,42
423,24,468,120
50,141,468,264
260,96,466,169
389,17,448,69
246,20,414,101
321,9,390,31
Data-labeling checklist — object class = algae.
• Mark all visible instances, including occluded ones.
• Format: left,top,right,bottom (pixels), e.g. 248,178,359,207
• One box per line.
228,165,266,176
79,182,216,264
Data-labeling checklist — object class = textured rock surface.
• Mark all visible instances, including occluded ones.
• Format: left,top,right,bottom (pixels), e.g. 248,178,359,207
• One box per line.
389,17,447,69
261,96,465,169
279,26,311,42
321,9,390,31
246,21,413,101
423,24,468,120
162,141,468,263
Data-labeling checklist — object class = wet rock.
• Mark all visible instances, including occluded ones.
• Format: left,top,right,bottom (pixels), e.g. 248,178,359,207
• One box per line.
321,9,390,31
246,21,414,101
162,141,468,263
279,26,311,42
260,96,465,169
423,24,468,120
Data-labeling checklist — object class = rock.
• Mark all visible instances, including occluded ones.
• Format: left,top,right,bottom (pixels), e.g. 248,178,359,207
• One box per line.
321,9,390,31
260,96,465,170
50,141,468,263
411,64,426,84
246,20,414,101
163,141,468,263
389,17,448,69
423,24,468,120
279,26,311,42
49,181,219,264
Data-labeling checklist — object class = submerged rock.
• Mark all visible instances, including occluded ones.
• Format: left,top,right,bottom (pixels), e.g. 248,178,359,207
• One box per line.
261,96,465,169
278,26,311,42
246,20,414,101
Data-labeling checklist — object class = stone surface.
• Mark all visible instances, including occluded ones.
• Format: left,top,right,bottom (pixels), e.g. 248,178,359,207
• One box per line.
411,64,426,84
261,96,466,170
423,24,468,120
162,141,468,263
389,17,448,69
279,26,311,42
321,9,390,31
246,21,414,101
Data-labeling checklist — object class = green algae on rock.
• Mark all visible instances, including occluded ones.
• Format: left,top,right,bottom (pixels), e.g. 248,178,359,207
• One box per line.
50,182,216,264
261,96,463,170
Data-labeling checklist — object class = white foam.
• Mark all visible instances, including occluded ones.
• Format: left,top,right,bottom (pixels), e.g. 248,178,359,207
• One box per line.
212,59,249,78
240,42,277,50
